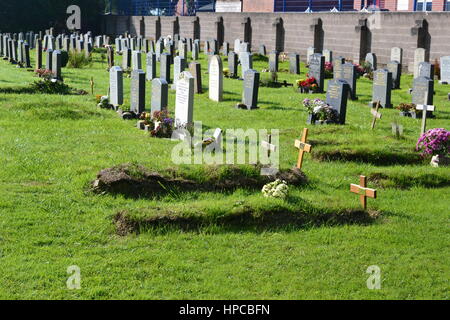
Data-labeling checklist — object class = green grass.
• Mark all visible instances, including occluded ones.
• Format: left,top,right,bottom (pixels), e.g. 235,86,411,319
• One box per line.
0,49,449,300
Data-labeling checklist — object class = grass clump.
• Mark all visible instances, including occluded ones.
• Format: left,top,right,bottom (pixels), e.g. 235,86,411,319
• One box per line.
67,51,92,68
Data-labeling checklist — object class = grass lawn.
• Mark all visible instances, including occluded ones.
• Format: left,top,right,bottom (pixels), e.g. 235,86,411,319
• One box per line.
0,48,448,300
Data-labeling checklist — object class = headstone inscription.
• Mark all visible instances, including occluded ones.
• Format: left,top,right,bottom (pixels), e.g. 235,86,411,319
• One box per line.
340,63,357,100
269,51,279,72
412,76,434,107
174,71,195,128
333,56,345,79
418,62,434,79
173,56,187,89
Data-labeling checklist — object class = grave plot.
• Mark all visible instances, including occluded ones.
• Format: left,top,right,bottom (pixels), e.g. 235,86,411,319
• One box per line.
0,33,449,300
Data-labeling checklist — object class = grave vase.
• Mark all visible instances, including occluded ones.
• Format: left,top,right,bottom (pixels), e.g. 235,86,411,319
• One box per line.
431,154,450,167
306,113,316,125
399,111,417,119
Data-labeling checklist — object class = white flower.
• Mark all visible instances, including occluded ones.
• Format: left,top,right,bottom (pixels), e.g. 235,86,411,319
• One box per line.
261,179,289,199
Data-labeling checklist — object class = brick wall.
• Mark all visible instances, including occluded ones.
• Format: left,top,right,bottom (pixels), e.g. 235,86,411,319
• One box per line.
432,0,446,11
243,0,274,12
105,12,450,69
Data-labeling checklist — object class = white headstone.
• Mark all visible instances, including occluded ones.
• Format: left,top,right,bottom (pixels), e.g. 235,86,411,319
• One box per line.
175,71,195,128
209,55,223,102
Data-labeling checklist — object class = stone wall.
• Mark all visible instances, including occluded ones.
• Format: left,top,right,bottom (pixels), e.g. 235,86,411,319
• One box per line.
103,12,450,69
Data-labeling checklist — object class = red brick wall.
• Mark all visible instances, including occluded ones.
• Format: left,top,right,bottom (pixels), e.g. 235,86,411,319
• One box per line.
243,0,274,12
354,0,363,10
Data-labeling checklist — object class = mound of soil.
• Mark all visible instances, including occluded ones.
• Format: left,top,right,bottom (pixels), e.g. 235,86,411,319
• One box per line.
92,163,307,198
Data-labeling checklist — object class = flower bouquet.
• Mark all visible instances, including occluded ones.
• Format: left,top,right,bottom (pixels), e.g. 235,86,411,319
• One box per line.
262,179,289,199
296,75,319,93
303,98,338,125
416,128,450,167
150,110,174,138
325,62,333,78
396,103,417,118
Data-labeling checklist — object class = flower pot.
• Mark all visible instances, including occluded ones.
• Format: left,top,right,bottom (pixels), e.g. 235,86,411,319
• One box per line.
430,154,450,167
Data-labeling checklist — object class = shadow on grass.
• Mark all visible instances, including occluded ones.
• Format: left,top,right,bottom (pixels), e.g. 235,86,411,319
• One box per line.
313,149,423,166
368,172,450,189
113,203,381,236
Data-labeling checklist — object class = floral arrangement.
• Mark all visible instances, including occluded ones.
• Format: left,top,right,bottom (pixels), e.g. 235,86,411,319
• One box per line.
296,75,318,92
325,61,333,78
262,179,289,199
416,128,450,157
353,63,365,77
97,96,110,108
149,110,174,138
303,98,338,122
223,68,230,77
35,69,54,80
396,103,416,112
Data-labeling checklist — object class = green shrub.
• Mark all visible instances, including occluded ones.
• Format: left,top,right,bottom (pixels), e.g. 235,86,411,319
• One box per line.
30,79,71,95
67,51,92,68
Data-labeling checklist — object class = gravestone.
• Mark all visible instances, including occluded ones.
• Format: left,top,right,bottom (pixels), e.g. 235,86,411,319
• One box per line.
132,51,142,70
241,69,260,110
371,69,393,108
413,48,427,78
35,39,42,69
209,39,218,55
340,63,357,100
308,54,325,92
130,69,146,114
391,47,403,64
151,78,168,114
240,52,253,79
175,71,195,128
440,56,450,84
289,53,300,74
228,51,238,78
107,46,114,70
122,48,131,70
306,47,316,65
387,61,401,89
155,40,163,61
189,62,203,94
234,39,241,54
24,43,31,68
46,49,53,70
323,49,332,64
412,76,434,106
269,51,279,72
333,56,345,79
365,53,377,71
192,41,199,60
179,40,187,60
222,42,229,56
326,79,350,125
259,45,266,56
146,52,156,80
204,40,210,55
173,56,187,89
52,50,62,80
418,62,434,79
110,66,124,108
209,55,223,102
160,53,172,84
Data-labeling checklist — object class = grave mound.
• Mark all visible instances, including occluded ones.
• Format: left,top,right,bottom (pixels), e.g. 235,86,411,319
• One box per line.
92,163,307,198
368,172,450,189
114,202,380,236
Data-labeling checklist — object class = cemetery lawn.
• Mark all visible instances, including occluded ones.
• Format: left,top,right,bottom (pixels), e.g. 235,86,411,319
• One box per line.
0,51,449,300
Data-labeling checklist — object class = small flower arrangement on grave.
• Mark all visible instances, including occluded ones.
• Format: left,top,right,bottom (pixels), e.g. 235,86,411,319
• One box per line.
296,75,318,93
149,110,174,138
303,98,338,124
97,96,111,109
279,52,288,62
325,62,333,78
361,61,374,79
262,179,289,199
416,128,450,158
35,69,53,80
396,103,416,112
223,68,230,77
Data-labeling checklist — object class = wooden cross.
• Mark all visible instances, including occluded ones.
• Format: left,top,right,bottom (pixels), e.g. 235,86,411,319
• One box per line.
294,128,312,169
416,104,436,135
90,77,95,95
370,101,382,129
350,175,377,210
261,134,277,158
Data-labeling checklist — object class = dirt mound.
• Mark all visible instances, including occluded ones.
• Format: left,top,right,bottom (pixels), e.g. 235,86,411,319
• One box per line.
92,163,307,198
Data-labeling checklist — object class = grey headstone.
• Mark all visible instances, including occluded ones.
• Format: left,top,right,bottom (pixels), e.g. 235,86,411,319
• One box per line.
387,61,401,89
412,76,434,106
289,53,300,74
242,69,260,110
326,79,350,125
160,53,171,84
371,69,393,108
189,62,203,94
110,66,124,108
269,51,279,72
130,69,146,114
228,51,238,78
309,54,325,92
146,52,156,81
151,78,168,114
